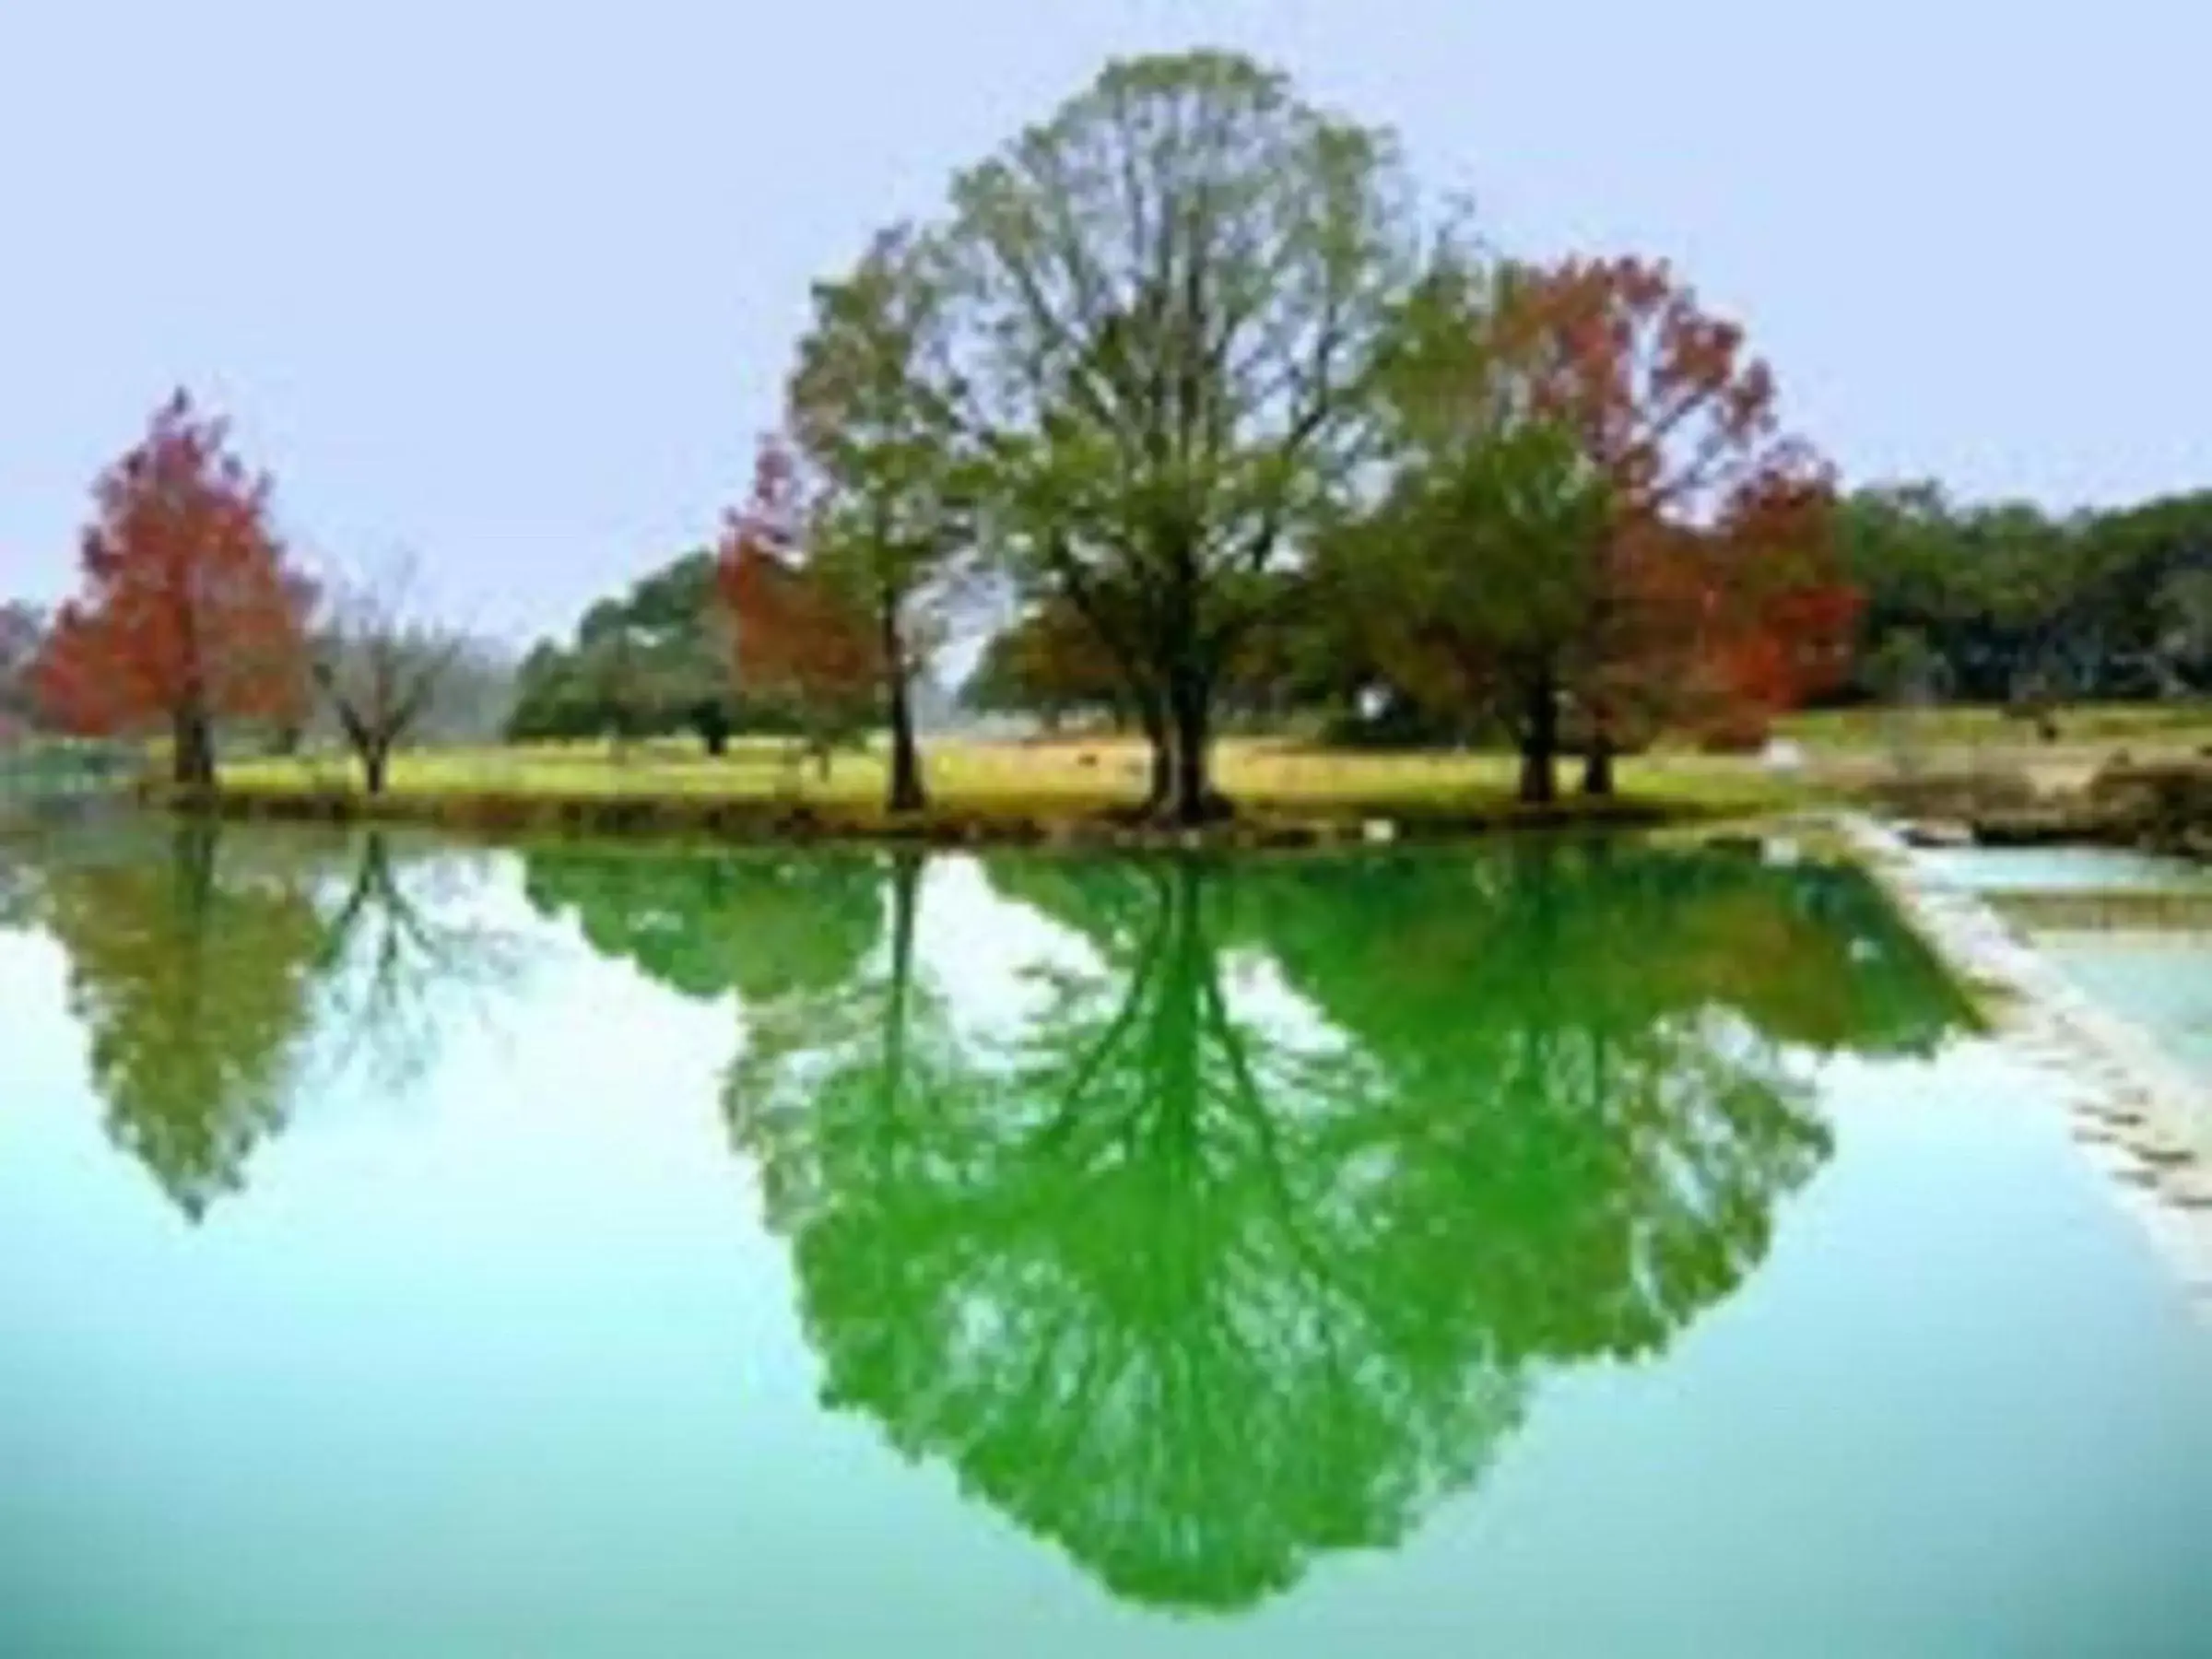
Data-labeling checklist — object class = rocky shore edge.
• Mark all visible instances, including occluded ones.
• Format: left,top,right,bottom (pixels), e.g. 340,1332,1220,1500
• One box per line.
1842,814,2212,1324
1885,759,2212,860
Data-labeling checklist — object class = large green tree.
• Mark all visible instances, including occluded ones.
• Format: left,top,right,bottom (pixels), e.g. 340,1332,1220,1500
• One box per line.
931,50,1422,822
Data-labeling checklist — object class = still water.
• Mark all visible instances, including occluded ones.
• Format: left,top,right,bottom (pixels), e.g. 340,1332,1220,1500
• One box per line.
2,823,2209,1656
1914,843,2212,1082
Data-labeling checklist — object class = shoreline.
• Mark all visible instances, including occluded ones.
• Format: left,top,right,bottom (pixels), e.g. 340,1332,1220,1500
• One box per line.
57,784,2212,1316
1843,815,2212,1324
142,781,1781,851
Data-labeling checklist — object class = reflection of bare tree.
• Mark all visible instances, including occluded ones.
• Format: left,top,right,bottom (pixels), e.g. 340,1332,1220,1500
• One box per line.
38,822,324,1220
22,825,544,1213
309,832,527,1093
716,846,1974,1618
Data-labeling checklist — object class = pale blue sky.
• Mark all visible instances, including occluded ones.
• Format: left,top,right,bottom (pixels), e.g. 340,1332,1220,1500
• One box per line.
2,0,2204,642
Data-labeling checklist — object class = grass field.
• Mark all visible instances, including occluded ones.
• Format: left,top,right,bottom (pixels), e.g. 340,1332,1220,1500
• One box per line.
1774,702,2212,796
145,700,2212,841
1779,700,2212,752
213,733,1809,820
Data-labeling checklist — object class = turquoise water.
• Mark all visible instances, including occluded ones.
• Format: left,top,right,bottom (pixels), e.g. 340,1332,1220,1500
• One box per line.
2,825,2208,1656
1915,843,2212,1083
2041,938,2212,1081
1912,844,2212,897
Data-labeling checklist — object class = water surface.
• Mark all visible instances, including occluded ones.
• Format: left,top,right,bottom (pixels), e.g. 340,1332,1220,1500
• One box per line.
1913,842,2212,1083
2,824,2208,1656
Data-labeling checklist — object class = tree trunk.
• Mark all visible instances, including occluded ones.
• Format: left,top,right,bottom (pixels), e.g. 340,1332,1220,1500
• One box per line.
698,706,730,758
1581,712,1616,798
171,817,218,918
1156,858,1203,1102
171,705,216,791
1165,665,1221,826
1518,671,1559,806
1138,692,1173,815
879,597,926,814
886,673,925,814
885,850,920,1090
363,742,390,797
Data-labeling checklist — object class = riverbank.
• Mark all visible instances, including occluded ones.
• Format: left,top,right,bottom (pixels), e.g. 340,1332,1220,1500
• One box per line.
1845,817,2212,1323
146,776,1794,850
1880,759,2212,863
100,711,2212,853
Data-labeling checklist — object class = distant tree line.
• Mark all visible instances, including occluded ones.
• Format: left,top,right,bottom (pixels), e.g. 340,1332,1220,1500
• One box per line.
505,552,753,752
1836,486,2212,712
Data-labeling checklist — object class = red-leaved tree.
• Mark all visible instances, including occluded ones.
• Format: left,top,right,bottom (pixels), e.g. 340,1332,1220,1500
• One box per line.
714,435,879,777
36,391,313,787
1498,257,1847,789
1693,477,1861,747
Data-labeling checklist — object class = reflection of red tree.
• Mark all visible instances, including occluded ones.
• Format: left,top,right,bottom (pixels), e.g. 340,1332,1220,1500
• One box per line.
35,391,312,785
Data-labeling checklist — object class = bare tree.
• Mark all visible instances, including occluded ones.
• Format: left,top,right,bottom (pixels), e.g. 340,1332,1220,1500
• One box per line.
312,557,468,795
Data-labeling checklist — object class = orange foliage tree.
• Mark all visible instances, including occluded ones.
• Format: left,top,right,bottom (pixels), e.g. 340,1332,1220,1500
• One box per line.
966,598,1131,733
1694,481,1862,747
713,435,879,774
35,391,313,787
1498,257,1849,788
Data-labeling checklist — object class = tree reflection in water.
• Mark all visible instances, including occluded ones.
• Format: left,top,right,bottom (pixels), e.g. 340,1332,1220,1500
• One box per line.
720,843,1973,1615
26,825,527,1218
310,831,526,1095
28,825,1969,1600
34,821,325,1220
523,843,880,1006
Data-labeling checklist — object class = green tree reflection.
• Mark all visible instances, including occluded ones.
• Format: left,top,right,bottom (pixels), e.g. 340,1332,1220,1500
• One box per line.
723,845,1975,1616
37,822,324,1220
1241,846,1972,1363
523,843,881,1004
